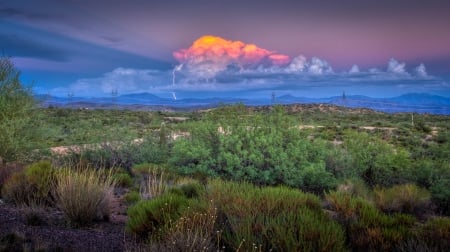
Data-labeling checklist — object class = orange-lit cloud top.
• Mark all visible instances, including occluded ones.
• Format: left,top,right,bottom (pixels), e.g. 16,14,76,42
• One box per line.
173,35,290,79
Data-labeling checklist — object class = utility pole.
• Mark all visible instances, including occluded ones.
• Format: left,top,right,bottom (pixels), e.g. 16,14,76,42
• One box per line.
67,91,74,108
111,88,118,107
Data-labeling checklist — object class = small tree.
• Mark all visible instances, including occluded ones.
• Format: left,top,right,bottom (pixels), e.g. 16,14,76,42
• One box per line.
0,57,36,164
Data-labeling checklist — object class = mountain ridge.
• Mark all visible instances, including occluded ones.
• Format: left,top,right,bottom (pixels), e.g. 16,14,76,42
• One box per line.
36,92,450,114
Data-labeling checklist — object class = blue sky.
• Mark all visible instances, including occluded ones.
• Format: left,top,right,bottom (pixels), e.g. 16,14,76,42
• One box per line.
1,0,450,98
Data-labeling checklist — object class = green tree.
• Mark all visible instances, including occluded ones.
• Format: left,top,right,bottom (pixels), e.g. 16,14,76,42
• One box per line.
0,57,37,164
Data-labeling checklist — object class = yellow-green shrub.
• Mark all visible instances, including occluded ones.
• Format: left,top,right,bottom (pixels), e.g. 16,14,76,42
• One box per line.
208,180,345,251
374,183,430,214
24,161,55,205
126,192,192,240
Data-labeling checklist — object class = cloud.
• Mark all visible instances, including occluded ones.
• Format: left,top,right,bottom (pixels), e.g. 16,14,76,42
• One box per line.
52,39,446,98
349,65,360,74
58,68,170,96
414,63,428,78
285,55,308,73
307,57,333,75
173,35,290,80
387,58,409,76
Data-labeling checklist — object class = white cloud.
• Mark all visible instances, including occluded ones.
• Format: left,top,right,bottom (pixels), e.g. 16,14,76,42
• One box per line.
285,55,308,73
308,57,333,75
60,68,170,96
414,63,428,78
349,65,360,74
387,58,408,75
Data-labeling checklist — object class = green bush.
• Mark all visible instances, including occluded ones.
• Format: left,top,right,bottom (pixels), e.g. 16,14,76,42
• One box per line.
299,162,337,194
429,178,450,215
124,190,140,204
55,168,115,226
342,131,412,187
373,184,431,215
112,172,133,187
171,182,205,199
126,192,191,240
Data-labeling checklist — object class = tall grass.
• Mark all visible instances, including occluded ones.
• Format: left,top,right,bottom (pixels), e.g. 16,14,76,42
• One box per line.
132,163,177,200
55,167,115,226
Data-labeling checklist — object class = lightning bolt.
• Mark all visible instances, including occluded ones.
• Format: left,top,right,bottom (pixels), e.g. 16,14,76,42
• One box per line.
171,64,183,100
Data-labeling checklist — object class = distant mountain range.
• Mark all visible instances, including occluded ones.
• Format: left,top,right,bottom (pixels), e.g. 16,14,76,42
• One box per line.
35,92,450,114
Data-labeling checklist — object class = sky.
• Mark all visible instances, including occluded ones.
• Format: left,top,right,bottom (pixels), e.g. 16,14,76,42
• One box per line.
1,0,450,99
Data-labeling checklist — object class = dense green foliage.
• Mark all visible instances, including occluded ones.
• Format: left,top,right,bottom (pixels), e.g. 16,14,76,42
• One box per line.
14,102,447,214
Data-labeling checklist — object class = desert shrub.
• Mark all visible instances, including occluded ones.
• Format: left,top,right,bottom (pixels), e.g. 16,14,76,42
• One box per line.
170,181,205,199
132,163,180,200
373,184,431,215
55,167,115,226
24,161,55,205
169,113,330,189
112,172,133,187
0,163,24,196
1,161,55,206
325,191,372,223
336,178,372,200
416,217,450,251
299,162,337,194
342,131,412,187
429,178,450,215
208,180,345,251
415,120,431,133
325,147,353,177
326,191,417,251
1,172,34,205
264,208,346,252
155,201,218,251
124,190,141,205
126,192,192,240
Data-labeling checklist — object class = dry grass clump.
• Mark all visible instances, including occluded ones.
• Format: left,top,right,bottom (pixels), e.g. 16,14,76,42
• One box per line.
132,163,178,200
55,167,115,226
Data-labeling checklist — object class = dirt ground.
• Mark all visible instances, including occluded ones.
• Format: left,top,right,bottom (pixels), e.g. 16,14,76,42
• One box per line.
0,192,134,252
